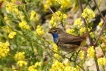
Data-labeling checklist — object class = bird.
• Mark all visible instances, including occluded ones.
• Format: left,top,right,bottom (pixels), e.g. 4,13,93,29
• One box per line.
49,28,87,52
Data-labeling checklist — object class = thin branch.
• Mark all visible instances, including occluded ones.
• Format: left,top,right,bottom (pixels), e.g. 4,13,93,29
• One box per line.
93,0,106,46
48,6,66,30
78,0,93,45
78,0,100,71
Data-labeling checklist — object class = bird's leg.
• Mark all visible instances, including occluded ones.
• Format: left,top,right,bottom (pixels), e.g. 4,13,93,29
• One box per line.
62,51,75,61
69,52,75,61
69,48,81,62
74,48,81,62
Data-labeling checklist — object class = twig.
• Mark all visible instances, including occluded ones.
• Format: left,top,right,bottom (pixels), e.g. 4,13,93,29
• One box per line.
93,0,106,46
47,4,65,29
78,0,100,71
92,1,106,70
78,0,93,46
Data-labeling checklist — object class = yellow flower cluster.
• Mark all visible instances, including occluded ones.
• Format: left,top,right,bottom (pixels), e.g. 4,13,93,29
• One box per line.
28,62,41,71
50,60,79,71
6,2,17,12
8,31,16,39
0,41,10,58
19,20,30,30
54,53,61,59
97,57,106,66
74,18,83,28
28,65,38,71
30,10,39,21
17,60,27,67
43,0,56,11
51,43,58,52
50,11,67,27
2,26,11,33
35,62,41,67
56,0,71,8
87,46,95,58
11,0,16,3
35,25,44,35
78,50,85,59
12,65,18,71
66,28,75,35
79,27,86,35
98,21,103,27
55,11,68,21
46,0,56,6
50,60,64,71
7,1,25,20
73,18,86,35
82,8,95,20
4,16,11,24
14,52,25,61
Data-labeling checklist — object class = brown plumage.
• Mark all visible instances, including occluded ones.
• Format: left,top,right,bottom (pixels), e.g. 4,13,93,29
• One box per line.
49,28,87,52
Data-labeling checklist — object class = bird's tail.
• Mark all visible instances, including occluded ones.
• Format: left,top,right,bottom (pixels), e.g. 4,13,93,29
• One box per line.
82,33,88,39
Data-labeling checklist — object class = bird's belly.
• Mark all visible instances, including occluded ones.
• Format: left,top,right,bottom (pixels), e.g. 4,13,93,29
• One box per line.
58,43,79,52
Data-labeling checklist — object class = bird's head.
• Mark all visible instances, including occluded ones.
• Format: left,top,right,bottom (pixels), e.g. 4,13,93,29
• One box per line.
48,28,63,43
48,28,63,34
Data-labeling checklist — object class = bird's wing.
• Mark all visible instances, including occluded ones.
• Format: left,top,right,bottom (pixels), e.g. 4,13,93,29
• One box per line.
59,33,84,45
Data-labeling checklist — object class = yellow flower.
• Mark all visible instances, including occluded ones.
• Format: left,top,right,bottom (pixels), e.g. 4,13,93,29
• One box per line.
64,66,71,71
34,48,37,54
0,41,10,58
64,66,80,71
79,27,86,35
54,53,61,59
14,52,25,61
50,60,64,71
19,20,30,30
8,31,16,39
35,62,41,68
49,17,58,27
56,0,71,8
14,8,20,15
35,25,44,35
6,2,17,12
51,43,58,52
17,60,27,67
46,0,56,6
50,59,79,71
4,16,11,24
78,50,85,59
97,57,106,66
49,11,67,27
74,18,83,28
66,28,74,34
98,20,103,27
11,0,16,2
12,65,18,71
28,65,38,71
43,4,49,12
2,26,11,33
30,10,39,21
87,46,95,58
63,59,70,66
82,8,95,20
19,20,27,27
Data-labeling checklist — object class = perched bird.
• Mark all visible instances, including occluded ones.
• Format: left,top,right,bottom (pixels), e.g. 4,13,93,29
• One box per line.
49,28,87,52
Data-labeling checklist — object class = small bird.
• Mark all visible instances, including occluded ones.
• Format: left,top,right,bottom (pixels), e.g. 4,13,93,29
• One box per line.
49,28,87,52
